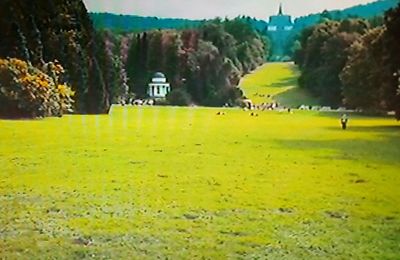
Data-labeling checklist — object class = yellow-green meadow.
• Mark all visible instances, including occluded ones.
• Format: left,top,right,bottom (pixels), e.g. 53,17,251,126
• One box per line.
1,63,399,259
1,106,399,259
240,62,320,106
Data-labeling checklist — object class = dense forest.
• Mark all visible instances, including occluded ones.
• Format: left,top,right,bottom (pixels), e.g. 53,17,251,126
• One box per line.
294,3,400,119
89,0,398,60
102,18,269,106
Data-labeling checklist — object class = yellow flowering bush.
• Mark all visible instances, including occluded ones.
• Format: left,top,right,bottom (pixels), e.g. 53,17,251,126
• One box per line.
0,58,74,118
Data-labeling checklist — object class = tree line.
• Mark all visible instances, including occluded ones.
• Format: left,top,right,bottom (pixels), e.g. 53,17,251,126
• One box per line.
0,2,268,118
90,13,202,33
294,3,400,119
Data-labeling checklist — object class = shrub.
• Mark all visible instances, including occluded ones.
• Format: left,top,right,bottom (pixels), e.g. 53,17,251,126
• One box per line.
0,58,74,118
166,88,192,106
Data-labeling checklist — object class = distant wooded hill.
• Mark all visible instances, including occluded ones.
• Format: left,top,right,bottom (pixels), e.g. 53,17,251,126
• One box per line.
293,0,399,32
90,0,398,33
89,13,202,32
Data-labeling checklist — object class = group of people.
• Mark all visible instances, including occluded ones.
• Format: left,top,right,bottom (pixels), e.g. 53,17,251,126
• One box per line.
120,98,155,106
243,102,281,111
255,102,280,111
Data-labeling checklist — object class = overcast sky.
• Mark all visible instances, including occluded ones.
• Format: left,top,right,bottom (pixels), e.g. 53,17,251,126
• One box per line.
82,0,377,19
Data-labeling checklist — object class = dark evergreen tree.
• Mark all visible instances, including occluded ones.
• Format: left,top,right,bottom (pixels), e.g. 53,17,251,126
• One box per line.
0,0,111,114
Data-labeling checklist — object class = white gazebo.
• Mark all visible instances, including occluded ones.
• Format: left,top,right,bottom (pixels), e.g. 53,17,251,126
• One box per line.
148,72,171,98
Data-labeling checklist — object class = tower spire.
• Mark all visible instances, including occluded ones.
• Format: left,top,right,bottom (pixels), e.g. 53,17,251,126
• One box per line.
278,3,283,15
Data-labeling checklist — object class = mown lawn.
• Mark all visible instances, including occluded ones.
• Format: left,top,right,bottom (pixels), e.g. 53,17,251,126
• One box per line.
1,106,399,259
240,62,320,107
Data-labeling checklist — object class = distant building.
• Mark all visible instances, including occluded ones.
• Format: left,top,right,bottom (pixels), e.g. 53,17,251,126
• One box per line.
266,4,294,60
148,72,171,98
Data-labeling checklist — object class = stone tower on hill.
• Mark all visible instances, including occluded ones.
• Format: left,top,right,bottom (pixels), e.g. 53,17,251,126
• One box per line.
266,4,294,60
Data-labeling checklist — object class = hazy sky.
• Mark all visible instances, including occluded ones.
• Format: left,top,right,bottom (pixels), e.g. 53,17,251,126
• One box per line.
83,0,377,19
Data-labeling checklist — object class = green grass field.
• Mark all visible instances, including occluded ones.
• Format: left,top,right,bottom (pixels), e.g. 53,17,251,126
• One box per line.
240,62,320,107
1,106,399,259
1,63,400,259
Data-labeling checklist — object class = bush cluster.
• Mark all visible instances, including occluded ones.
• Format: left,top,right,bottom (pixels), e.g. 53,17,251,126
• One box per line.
0,58,74,118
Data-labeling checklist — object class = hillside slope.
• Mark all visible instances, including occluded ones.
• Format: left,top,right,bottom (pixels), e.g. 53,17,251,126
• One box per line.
239,62,320,107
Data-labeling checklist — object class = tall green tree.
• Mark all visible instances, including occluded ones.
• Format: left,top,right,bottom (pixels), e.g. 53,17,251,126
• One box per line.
340,28,386,110
147,31,163,72
296,19,369,106
382,4,400,119
341,3,400,118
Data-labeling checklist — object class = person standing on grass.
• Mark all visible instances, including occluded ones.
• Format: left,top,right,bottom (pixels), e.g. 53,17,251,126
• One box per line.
341,114,349,130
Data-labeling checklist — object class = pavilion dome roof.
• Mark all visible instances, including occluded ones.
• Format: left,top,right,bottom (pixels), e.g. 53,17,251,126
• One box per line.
153,72,166,79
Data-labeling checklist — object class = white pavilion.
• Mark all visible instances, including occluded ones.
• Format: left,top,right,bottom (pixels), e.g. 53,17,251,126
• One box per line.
148,72,171,98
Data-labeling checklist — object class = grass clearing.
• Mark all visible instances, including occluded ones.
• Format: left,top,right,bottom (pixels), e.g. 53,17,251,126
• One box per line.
1,106,400,259
240,62,320,106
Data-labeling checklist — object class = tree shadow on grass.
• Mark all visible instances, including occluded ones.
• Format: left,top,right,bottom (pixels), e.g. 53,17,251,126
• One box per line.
0,115,42,121
275,87,321,107
268,76,298,88
324,125,400,134
318,111,396,118
275,133,400,164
